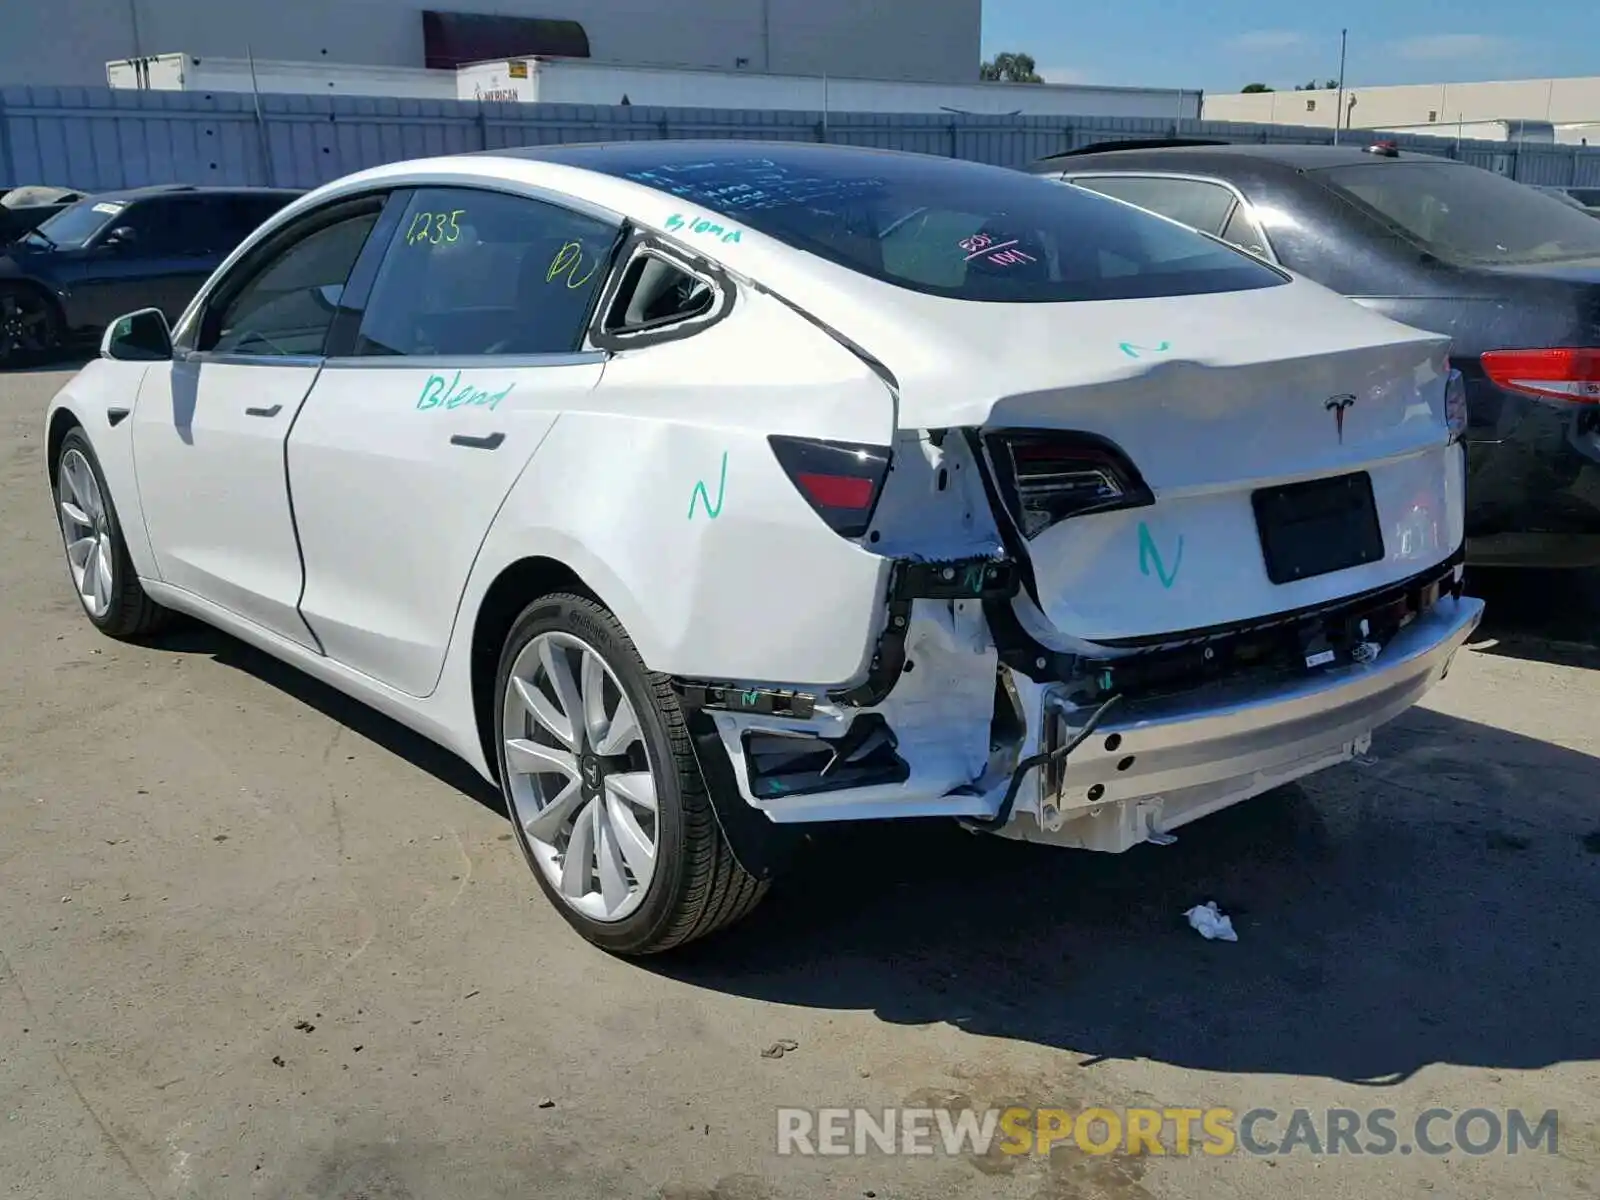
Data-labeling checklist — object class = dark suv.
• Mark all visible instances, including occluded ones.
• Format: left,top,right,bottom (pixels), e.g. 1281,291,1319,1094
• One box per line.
1,184,302,364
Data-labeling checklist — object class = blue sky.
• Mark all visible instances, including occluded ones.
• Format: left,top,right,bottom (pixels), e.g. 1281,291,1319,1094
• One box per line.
981,0,1599,92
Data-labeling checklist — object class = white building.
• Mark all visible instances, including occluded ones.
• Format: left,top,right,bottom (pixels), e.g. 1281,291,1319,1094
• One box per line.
104,52,1203,120
1203,75,1600,140
3,0,982,89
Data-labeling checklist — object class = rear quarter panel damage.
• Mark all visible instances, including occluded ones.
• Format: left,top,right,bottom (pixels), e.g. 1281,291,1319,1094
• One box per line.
458,280,897,688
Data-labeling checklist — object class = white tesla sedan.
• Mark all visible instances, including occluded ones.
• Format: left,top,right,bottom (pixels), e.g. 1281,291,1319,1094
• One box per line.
46,141,1483,954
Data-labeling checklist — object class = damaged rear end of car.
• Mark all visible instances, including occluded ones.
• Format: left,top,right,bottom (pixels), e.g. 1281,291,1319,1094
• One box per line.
605,144,1485,870
679,289,1483,864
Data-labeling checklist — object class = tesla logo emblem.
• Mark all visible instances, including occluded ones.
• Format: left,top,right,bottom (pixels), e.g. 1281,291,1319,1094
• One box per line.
581,756,600,789
1325,395,1356,442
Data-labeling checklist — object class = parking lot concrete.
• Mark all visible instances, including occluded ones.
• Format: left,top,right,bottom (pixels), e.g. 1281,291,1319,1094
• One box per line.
2,362,1598,1200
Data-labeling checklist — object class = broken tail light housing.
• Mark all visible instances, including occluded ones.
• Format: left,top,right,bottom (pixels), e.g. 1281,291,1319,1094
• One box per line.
1480,348,1600,404
984,430,1154,539
768,434,891,538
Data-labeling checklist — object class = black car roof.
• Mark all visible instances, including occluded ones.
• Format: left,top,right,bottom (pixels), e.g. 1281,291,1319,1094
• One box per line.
1035,141,1461,172
84,184,304,203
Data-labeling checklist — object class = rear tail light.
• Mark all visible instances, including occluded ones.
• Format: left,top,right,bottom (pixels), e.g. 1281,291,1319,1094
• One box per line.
1480,348,1600,403
768,435,890,538
1445,367,1468,443
984,430,1154,539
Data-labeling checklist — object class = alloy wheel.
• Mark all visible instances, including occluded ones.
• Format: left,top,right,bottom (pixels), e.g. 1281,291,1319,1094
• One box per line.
0,290,52,361
57,448,114,619
502,631,660,922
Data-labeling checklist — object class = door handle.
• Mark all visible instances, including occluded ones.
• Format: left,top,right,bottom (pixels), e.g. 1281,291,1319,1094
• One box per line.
245,404,283,418
450,432,505,450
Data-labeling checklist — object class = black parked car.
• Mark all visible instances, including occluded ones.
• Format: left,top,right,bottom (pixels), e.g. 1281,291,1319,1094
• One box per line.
1029,141,1600,569
0,184,302,365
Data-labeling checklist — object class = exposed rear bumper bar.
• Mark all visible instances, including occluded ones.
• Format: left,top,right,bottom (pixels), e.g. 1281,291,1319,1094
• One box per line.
1015,594,1484,847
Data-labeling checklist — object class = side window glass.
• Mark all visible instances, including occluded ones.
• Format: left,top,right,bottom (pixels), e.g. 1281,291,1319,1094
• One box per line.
1073,177,1238,236
205,210,379,357
118,198,221,255
603,253,716,334
99,200,160,249
217,196,288,249
1219,203,1272,258
355,187,619,357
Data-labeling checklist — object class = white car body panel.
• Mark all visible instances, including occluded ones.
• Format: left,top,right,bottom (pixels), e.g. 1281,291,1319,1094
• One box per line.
42,143,1485,868
290,356,592,697
47,359,161,580
542,283,895,683
130,358,322,648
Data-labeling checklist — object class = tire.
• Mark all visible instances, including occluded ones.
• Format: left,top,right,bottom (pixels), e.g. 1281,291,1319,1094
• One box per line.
494,592,768,954
53,427,172,639
0,283,62,367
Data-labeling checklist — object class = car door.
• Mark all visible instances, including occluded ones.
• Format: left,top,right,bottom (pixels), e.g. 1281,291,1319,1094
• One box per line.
65,195,228,327
129,194,387,647
1067,174,1277,260
288,184,620,696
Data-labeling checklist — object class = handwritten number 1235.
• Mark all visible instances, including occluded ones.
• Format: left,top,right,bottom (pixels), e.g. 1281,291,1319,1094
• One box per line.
405,209,465,246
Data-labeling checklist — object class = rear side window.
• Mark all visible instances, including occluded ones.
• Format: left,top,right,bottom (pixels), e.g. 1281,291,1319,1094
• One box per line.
354,187,620,357
1314,160,1600,265
597,146,1285,302
1219,203,1272,258
217,195,295,245
1070,176,1238,236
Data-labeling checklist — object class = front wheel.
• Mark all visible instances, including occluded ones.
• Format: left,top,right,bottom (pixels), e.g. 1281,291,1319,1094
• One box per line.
54,428,171,639
494,592,768,954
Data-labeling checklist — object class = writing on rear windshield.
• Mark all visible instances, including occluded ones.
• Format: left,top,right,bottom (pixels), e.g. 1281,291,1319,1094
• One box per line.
958,233,1038,267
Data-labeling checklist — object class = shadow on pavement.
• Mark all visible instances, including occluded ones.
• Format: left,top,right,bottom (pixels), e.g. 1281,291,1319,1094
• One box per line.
145,622,508,818
141,582,1599,1086
1466,567,1599,664
659,706,1600,1085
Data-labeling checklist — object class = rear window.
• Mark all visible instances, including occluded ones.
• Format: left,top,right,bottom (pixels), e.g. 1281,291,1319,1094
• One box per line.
1315,161,1600,265
592,146,1286,302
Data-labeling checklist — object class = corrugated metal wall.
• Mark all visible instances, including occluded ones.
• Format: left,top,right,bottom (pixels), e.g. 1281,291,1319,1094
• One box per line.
5,85,1600,191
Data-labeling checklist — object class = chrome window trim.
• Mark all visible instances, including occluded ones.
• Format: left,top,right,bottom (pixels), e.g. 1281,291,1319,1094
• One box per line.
175,350,325,369
320,350,609,371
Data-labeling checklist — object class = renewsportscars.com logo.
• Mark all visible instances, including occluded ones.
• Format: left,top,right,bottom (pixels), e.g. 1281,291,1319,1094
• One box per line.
776,1107,1560,1158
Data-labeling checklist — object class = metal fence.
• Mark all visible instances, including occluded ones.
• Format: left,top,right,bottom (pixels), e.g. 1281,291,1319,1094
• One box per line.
4,84,1600,192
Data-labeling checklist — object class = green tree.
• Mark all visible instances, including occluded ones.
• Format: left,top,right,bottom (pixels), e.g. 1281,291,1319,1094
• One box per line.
1295,79,1340,90
980,51,1044,83
1241,82,1274,93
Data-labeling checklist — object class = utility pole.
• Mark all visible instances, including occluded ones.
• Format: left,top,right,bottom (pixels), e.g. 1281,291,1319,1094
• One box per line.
1333,28,1348,144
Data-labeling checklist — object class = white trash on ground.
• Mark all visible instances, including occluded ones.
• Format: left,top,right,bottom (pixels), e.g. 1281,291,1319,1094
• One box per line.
1184,900,1238,942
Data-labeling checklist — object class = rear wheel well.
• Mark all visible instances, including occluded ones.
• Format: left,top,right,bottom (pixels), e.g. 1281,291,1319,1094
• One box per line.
470,556,597,773
46,407,82,489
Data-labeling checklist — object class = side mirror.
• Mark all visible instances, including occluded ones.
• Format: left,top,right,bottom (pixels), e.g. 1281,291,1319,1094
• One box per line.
101,308,172,361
